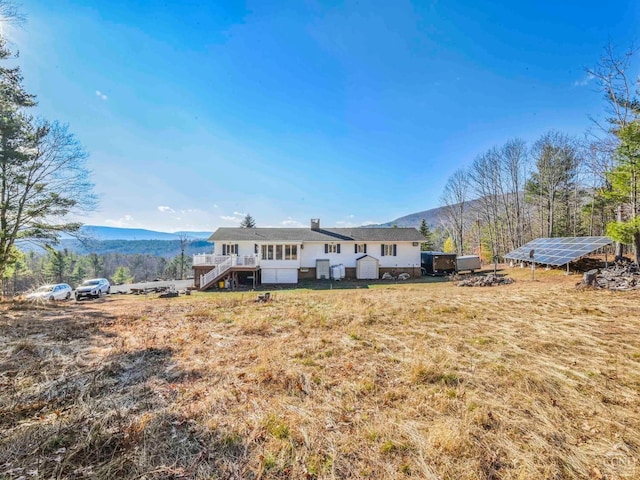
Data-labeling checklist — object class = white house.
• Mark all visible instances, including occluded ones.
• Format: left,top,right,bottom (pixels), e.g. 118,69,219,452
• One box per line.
192,219,425,289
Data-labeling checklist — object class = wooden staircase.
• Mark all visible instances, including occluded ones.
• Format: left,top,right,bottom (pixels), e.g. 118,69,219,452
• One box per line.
199,257,234,291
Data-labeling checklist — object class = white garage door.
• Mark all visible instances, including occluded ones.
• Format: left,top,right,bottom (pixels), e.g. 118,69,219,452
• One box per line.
262,268,298,284
262,269,277,284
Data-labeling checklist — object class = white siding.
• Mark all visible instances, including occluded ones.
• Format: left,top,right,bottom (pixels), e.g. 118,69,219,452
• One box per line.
300,242,420,269
211,239,421,276
213,241,256,257
262,268,298,284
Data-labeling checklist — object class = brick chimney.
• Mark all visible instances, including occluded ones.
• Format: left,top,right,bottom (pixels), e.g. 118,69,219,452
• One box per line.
310,218,320,231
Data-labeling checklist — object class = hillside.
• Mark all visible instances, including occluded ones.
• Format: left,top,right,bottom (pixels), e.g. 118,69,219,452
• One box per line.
376,207,444,228
374,206,447,228
16,226,215,257
63,238,214,258
80,226,212,241
374,200,482,229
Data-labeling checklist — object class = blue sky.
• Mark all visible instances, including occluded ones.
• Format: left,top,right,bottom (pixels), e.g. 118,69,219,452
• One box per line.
8,0,640,232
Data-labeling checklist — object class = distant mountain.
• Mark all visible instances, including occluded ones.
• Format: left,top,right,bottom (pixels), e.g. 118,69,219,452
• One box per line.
370,205,447,229
60,238,214,258
372,200,482,229
79,226,212,241
15,226,214,257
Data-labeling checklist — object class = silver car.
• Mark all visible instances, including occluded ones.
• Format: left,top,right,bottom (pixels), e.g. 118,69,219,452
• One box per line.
26,283,73,301
75,278,111,300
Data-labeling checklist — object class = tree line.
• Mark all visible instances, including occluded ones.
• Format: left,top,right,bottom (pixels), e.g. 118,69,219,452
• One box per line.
5,250,194,294
0,2,99,294
438,44,640,262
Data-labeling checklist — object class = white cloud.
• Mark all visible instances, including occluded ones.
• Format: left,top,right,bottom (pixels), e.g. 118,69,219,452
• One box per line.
221,215,241,222
95,90,108,100
157,205,175,213
361,220,378,226
233,211,246,216
335,220,357,227
104,214,135,228
573,73,595,87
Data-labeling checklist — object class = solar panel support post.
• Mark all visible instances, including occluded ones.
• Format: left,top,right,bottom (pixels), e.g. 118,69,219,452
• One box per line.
531,261,535,281
529,250,535,281
566,263,570,275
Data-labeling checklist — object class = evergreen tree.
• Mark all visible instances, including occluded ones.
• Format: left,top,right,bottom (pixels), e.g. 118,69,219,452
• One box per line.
112,266,133,284
418,219,434,251
88,253,103,277
163,254,192,280
0,35,95,282
605,121,640,260
45,249,69,283
71,257,88,286
240,214,256,228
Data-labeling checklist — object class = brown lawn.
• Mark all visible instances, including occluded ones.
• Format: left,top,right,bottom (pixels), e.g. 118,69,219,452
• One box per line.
1,267,639,479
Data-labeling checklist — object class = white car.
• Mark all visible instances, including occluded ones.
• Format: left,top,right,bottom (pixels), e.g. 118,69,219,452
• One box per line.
26,283,73,301
75,278,111,300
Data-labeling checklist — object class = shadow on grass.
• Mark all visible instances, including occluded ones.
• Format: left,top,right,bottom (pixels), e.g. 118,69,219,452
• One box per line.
0,301,239,479
297,275,452,290
203,276,453,294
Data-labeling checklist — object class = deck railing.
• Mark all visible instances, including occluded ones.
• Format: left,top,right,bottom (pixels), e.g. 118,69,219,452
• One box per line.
193,254,260,266
199,256,233,288
196,255,260,288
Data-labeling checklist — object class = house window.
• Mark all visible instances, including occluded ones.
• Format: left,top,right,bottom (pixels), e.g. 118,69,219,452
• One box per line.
261,244,297,260
381,244,397,256
261,245,274,260
355,244,367,254
325,244,340,254
223,244,238,255
285,245,298,260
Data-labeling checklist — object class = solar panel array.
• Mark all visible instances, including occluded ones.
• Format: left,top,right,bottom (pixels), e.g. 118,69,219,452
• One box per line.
504,236,613,266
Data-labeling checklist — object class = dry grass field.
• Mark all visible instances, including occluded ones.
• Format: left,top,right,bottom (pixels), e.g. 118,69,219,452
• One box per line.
1,267,639,479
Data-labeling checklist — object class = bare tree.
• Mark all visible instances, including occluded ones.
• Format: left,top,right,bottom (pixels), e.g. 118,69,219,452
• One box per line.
0,0,25,27
177,233,191,280
0,36,95,278
587,43,640,257
440,168,470,255
469,149,501,257
526,131,582,238
587,43,638,134
500,138,529,248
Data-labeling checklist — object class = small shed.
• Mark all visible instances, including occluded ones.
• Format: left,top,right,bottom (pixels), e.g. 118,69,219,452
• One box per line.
356,255,379,280
316,259,330,280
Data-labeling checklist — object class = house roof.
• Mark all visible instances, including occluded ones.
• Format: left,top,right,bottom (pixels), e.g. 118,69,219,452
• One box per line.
356,254,379,262
209,227,425,243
